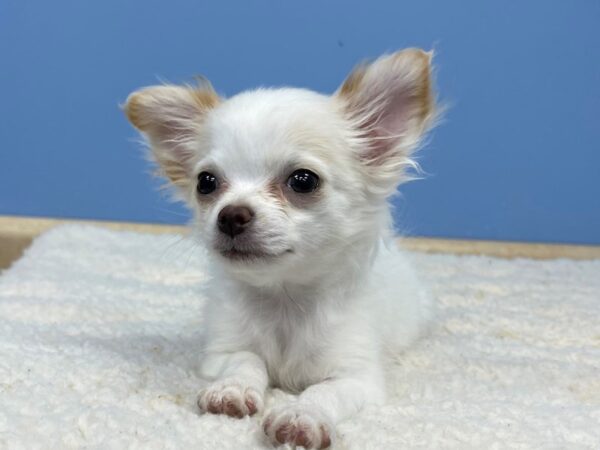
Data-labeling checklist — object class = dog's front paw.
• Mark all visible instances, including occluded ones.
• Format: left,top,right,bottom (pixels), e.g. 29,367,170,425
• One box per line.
197,379,263,418
262,403,334,449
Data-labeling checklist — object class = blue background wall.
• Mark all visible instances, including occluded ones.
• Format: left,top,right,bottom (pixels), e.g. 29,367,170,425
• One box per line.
1,1,598,244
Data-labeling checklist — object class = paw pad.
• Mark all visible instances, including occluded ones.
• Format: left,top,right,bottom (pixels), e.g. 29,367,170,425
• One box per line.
197,381,263,418
263,405,334,449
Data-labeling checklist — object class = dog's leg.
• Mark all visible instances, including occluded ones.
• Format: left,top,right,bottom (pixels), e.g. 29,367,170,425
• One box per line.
197,351,268,418
262,370,384,449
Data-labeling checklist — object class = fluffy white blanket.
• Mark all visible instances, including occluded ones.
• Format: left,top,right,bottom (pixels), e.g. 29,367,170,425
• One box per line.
0,225,598,449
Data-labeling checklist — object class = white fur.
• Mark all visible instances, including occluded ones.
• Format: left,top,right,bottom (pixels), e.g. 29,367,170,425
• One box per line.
126,48,436,449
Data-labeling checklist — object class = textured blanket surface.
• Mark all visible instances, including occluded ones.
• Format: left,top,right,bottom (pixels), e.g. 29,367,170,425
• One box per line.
0,225,599,449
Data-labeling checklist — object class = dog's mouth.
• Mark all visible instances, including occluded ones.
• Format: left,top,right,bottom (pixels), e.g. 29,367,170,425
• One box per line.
218,247,293,262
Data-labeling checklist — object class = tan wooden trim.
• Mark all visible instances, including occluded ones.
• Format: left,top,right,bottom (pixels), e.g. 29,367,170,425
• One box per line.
0,216,187,270
1,215,599,270
399,237,600,260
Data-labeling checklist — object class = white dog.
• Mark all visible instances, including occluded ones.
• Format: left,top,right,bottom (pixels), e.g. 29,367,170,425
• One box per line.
125,48,436,449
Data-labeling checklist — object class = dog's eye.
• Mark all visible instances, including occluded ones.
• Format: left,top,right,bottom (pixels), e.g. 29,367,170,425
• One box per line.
287,169,319,193
197,171,218,195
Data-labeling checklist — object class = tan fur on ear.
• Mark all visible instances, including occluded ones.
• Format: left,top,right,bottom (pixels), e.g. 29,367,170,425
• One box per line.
338,48,435,137
124,91,149,131
338,64,368,99
400,49,435,129
337,48,437,195
124,82,220,133
124,80,220,190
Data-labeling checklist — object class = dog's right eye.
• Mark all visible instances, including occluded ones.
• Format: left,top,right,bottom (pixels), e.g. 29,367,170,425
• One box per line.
197,171,218,195
287,169,320,194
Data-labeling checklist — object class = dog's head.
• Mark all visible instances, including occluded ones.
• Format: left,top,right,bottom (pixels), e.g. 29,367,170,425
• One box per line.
125,49,436,285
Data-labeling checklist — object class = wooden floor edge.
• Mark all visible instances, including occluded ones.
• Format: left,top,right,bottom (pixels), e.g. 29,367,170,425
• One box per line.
1,215,599,270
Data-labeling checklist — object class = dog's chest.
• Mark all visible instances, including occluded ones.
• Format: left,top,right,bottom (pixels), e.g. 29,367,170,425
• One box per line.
246,300,329,392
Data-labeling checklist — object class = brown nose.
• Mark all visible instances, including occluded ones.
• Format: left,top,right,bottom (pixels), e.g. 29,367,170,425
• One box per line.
217,205,254,238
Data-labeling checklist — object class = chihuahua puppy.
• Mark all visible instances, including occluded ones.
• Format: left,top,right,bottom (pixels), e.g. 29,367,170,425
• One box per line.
125,48,436,449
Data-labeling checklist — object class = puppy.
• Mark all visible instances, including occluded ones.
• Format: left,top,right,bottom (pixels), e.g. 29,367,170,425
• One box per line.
125,48,436,449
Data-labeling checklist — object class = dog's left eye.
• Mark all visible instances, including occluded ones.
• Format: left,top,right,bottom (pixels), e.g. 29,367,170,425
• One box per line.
197,171,218,195
287,169,319,193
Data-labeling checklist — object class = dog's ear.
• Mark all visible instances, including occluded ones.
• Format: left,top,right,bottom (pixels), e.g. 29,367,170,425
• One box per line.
124,80,220,190
337,48,436,195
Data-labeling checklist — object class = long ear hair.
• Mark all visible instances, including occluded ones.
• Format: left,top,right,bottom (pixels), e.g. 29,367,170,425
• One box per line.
124,79,220,193
337,49,437,197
